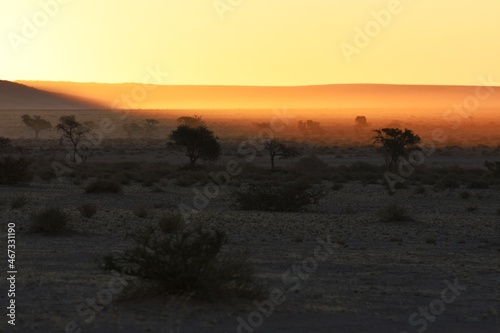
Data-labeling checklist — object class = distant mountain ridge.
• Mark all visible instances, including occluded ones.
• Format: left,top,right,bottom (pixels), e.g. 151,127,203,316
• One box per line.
0,81,100,110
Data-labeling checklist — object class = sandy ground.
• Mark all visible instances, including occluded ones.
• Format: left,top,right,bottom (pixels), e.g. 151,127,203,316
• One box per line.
1,167,499,333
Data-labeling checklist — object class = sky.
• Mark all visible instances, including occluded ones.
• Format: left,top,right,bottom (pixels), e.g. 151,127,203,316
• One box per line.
0,0,499,86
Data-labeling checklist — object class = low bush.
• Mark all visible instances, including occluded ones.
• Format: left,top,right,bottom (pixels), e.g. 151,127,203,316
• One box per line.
377,202,413,222
158,213,185,233
30,207,69,234
78,203,97,218
235,180,325,212
85,179,122,194
101,225,261,299
0,156,31,185
176,171,208,187
133,206,149,218
10,194,30,209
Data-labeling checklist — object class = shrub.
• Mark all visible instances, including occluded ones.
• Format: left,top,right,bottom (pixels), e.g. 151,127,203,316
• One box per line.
331,183,344,191
0,156,31,185
10,194,30,209
435,177,460,190
414,186,426,194
377,203,413,222
235,180,325,212
460,191,471,199
176,171,208,187
101,225,261,299
30,207,69,234
78,203,97,218
158,213,185,233
133,206,149,218
466,205,478,212
85,179,122,194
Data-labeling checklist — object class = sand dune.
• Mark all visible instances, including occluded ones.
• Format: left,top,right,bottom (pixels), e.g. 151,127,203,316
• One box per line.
17,81,500,118
0,81,101,110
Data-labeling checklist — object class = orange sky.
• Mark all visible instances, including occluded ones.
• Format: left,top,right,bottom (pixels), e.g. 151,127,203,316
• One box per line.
1,0,499,86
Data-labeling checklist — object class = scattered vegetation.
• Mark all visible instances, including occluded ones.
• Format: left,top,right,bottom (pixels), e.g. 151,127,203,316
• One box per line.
85,179,122,194
236,180,325,212
30,207,69,234
101,225,261,299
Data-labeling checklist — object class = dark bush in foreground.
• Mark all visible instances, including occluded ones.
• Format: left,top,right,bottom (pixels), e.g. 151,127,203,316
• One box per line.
236,180,325,212
377,203,413,222
0,156,31,185
30,207,69,234
85,179,122,193
101,225,261,299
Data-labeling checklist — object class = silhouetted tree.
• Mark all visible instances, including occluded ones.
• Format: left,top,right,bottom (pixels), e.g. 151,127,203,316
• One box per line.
144,119,159,139
373,128,421,171
21,115,52,139
264,139,300,171
298,120,323,137
57,116,90,163
355,116,368,127
169,125,221,168
177,115,205,128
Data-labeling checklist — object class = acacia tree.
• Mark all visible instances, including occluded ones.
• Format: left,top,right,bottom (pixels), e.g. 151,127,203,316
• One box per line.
21,115,52,139
169,125,221,168
177,115,205,128
57,116,90,163
264,139,300,171
144,119,159,139
373,128,421,171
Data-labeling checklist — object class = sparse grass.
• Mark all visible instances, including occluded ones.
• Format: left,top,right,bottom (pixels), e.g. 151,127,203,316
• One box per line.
390,236,403,243
158,213,185,233
10,194,30,209
78,203,97,218
30,207,69,235
377,202,413,222
85,179,122,194
101,225,262,300
466,205,478,212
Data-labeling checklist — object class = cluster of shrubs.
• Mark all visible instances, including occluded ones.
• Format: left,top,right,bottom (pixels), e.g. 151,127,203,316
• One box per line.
235,179,325,212
101,222,262,299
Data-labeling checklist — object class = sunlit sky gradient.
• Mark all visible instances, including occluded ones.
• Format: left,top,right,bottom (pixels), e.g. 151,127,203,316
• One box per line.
1,0,499,86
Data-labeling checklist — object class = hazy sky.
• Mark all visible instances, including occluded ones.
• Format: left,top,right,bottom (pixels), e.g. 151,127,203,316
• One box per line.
1,0,499,86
